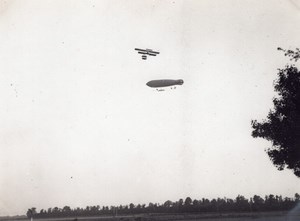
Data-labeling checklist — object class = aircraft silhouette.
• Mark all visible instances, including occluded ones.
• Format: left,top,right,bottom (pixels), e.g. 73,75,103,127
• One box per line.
135,48,160,60
146,79,184,91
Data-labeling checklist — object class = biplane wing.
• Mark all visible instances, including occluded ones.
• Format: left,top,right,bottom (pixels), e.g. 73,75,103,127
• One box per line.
135,48,160,60
135,48,159,54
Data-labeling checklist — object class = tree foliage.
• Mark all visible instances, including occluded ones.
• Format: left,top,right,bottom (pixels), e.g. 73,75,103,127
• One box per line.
251,48,300,177
277,47,300,62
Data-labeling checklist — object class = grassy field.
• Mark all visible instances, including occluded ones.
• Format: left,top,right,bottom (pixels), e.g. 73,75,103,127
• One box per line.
2,212,300,221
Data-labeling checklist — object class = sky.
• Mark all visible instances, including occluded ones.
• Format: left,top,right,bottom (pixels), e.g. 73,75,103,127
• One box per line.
0,0,300,216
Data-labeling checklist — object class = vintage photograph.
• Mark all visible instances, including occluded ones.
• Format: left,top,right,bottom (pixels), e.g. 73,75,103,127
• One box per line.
0,1,299,220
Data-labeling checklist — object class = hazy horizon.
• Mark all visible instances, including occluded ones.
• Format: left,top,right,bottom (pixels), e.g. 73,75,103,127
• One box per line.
0,0,299,216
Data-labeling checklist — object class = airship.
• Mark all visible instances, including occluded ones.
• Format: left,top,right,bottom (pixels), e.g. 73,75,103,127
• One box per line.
146,79,184,89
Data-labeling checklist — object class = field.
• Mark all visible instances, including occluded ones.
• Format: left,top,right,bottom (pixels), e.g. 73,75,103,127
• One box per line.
3,212,300,221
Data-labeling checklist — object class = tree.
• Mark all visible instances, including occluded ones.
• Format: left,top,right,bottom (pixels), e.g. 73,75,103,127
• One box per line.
251,48,300,177
62,206,71,216
184,197,192,206
235,195,250,211
129,203,135,210
26,208,37,220
295,193,300,202
163,200,173,208
252,195,264,211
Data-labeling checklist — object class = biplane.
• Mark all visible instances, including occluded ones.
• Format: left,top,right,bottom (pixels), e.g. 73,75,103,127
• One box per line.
135,48,160,60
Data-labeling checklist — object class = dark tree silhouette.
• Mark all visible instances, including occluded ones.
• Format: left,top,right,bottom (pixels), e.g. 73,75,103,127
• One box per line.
184,197,192,206
26,207,36,219
251,48,300,177
27,193,300,218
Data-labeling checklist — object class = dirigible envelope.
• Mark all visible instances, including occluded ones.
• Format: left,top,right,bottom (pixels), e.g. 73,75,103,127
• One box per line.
146,79,184,88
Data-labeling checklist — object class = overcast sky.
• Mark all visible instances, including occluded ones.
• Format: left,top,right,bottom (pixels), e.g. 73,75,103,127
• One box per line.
0,0,300,216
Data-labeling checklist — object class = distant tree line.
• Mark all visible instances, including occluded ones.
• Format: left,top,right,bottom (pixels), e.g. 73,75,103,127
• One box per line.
27,193,300,218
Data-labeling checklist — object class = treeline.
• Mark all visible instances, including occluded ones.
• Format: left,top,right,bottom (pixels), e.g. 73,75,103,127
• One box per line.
27,193,300,218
